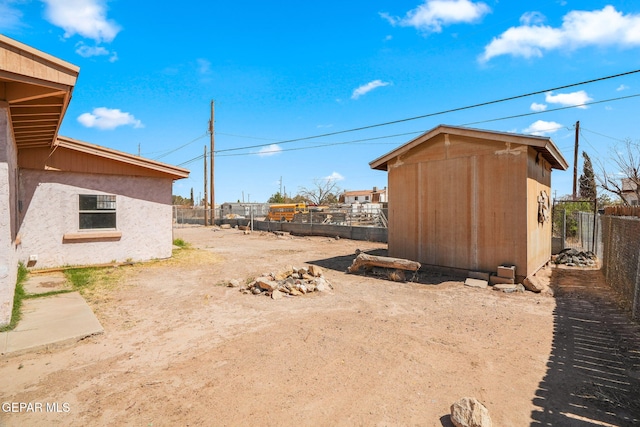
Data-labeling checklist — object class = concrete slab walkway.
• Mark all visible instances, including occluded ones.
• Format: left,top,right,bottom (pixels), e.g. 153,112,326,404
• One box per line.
0,274,104,356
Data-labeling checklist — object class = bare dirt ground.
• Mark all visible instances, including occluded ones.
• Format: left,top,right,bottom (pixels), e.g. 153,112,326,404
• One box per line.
1,226,640,426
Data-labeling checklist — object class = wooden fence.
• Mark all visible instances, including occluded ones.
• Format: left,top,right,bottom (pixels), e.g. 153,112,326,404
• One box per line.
604,206,640,217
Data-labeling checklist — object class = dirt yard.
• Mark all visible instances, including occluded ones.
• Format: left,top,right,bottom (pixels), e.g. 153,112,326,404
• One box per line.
1,226,639,426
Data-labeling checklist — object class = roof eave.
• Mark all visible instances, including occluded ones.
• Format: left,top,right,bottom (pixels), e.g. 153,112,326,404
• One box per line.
369,124,569,171
56,136,190,180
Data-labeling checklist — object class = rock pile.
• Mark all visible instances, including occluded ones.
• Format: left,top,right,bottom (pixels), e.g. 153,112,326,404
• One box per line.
554,248,597,267
239,265,333,299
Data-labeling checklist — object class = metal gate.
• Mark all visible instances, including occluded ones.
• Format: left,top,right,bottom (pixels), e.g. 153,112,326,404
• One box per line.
551,199,600,256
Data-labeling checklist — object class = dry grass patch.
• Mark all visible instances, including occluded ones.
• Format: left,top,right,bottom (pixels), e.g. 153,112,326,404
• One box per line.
64,266,131,305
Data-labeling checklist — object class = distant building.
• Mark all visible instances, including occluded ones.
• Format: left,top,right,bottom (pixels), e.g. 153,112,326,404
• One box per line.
342,187,387,204
622,178,639,205
220,202,270,217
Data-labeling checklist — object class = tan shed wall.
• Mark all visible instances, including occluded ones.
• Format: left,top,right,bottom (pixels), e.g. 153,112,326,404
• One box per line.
388,134,534,276
526,147,553,277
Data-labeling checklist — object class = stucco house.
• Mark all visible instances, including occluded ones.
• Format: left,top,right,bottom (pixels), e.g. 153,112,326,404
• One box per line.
370,125,569,280
342,187,387,204
1,35,188,326
622,178,639,206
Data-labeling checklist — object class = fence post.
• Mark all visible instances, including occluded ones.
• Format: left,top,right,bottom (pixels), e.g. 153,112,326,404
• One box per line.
562,209,566,250
635,236,640,320
591,200,597,253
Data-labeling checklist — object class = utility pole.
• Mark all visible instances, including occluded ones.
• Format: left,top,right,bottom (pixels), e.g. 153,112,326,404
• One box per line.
572,120,580,200
203,145,208,227
209,100,215,224
279,176,283,196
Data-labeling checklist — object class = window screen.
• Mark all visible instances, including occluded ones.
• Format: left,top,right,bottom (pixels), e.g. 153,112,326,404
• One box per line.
79,195,116,229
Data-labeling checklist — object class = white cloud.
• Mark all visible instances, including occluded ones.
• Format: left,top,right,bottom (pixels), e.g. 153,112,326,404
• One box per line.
0,1,23,30
617,84,630,91
519,11,545,26
545,90,593,109
382,0,490,33
196,58,211,75
530,102,547,112
351,80,390,100
256,144,282,157
324,172,345,182
43,0,121,43
481,6,640,62
522,120,563,136
75,43,110,58
77,107,143,130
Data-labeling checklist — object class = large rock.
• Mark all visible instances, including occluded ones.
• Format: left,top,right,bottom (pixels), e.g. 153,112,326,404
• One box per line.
226,279,241,288
274,266,294,281
255,277,278,291
493,284,517,292
450,397,492,427
314,277,332,292
308,265,323,277
388,269,406,282
523,276,544,293
464,278,488,289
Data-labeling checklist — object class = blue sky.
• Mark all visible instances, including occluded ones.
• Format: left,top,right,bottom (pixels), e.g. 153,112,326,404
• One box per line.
2,0,640,204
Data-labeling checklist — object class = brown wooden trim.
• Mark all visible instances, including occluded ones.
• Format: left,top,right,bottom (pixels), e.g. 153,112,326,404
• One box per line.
62,231,122,243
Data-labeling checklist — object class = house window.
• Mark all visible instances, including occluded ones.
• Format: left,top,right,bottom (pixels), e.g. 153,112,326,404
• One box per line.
365,196,370,201
79,194,116,229
355,196,359,201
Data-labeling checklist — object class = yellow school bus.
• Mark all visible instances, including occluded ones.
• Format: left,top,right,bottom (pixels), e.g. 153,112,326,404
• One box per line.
265,203,308,222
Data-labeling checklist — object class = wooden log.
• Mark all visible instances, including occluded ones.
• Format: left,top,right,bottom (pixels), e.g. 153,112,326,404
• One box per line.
347,253,421,273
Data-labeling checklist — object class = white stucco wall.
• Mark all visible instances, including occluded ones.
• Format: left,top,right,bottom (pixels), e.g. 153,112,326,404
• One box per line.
0,103,19,326
18,169,174,268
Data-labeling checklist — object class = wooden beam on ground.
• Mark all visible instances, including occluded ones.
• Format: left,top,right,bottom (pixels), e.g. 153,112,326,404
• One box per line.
347,253,421,273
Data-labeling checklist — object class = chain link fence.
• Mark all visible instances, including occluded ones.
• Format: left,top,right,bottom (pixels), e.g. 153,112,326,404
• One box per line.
552,199,601,257
173,204,389,228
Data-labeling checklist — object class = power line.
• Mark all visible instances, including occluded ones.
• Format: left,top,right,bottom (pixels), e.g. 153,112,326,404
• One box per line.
216,131,420,157
205,93,639,159
216,132,280,141
462,93,640,127
153,132,208,160
578,129,603,157
580,126,628,143
213,68,640,154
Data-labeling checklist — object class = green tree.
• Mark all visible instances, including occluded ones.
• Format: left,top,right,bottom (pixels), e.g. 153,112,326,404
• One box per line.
579,151,597,200
172,195,189,205
267,192,287,203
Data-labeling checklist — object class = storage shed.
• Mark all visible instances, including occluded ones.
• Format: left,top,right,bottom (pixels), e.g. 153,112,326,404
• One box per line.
370,125,569,280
